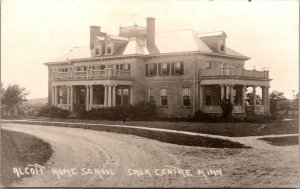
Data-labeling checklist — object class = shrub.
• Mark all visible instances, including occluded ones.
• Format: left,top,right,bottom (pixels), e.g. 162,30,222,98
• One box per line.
193,110,220,122
77,101,158,121
37,105,69,118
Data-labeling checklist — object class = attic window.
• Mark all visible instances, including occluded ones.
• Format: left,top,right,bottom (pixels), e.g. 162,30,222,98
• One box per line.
94,42,102,56
106,40,114,55
220,39,225,52
95,48,100,55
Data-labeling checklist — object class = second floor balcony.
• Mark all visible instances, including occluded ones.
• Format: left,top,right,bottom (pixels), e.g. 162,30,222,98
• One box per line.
199,67,269,79
53,68,133,81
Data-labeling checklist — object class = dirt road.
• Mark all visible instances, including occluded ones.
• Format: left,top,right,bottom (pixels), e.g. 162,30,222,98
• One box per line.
2,123,298,187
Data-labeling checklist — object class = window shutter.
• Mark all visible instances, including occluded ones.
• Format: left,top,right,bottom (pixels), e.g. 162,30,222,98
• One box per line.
167,63,170,75
158,63,161,76
171,62,175,75
128,64,131,71
180,61,184,75
154,63,157,76
146,64,149,76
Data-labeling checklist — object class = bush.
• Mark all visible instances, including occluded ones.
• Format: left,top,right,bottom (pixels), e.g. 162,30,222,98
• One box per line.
193,110,220,122
78,101,158,121
37,105,70,118
244,114,281,123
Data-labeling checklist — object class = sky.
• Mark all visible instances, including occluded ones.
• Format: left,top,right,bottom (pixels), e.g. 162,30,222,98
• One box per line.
1,0,299,99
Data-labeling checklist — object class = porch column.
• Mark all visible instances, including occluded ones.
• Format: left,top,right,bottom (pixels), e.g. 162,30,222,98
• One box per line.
112,85,116,106
67,86,70,110
70,86,74,111
230,85,234,104
266,87,270,113
73,87,77,106
89,85,93,109
226,85,230,99
54,86,58,106
242,85,246,114
253,86,257,114
199,85,203,110
220,85,224,101
108,85,112,107
130,85,134,105
52,86,55,106
86,85,90,111
104,85,108,107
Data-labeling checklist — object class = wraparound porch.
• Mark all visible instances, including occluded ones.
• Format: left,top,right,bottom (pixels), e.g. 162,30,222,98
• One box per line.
51,80,134,112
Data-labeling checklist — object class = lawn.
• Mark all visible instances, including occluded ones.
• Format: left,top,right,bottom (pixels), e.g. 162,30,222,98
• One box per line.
1,129,53,186
259,136,299,146
32,117,298,137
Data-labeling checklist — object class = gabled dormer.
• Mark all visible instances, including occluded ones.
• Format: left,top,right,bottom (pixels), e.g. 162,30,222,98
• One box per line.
198,31,227,53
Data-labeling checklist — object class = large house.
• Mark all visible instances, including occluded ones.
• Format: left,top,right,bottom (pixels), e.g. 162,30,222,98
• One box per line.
44,17,271,117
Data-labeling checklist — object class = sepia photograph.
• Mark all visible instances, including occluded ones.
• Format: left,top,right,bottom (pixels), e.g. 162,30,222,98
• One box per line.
1,0,299,188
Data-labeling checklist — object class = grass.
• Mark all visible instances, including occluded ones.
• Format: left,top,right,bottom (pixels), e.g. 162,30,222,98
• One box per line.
259,136,299,146
1,129,53,186
32,117,298,137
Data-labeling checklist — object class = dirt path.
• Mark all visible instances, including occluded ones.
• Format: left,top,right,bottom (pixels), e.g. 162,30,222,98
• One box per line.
2,123,298,187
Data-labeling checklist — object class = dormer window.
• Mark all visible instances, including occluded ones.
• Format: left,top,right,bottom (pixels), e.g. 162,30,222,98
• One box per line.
220,39,225,52
94,41,102,56
105,40,114,55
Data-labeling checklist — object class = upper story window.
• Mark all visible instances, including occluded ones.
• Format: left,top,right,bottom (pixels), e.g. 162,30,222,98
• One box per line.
116,64,131,71
146,63,157,76
105,40,114,55
58,68,68,72
172,61,184,75
161,63,169,75
76,66,87,72
205,62,211,69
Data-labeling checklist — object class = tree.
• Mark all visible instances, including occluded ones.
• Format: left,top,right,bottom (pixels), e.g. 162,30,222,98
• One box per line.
269,90,290,116
245,93,262,105
1,84,28,117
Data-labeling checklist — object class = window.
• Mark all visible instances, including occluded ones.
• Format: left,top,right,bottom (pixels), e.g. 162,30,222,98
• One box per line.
148,88,154,102
76,66,87,72
160,89,168,106
95,48,100,55
116,88,129,106
161,63,169,75
106,40,113,55
100,65,106,70
220,39,225,52
146,63,157,76
183,88,191,106
172,62,184,75
94,42,102,56
205,62,211,69
58,68,68,72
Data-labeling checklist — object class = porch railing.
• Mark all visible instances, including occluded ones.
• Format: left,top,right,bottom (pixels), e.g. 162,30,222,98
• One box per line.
53,68,133,80
199,67,269,79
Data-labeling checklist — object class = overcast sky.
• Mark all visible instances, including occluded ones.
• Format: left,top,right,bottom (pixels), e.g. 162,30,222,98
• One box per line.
1,0,299,99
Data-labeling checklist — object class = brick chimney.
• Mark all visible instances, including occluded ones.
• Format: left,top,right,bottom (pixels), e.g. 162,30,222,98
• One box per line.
90,26,101,50
146,17,159,54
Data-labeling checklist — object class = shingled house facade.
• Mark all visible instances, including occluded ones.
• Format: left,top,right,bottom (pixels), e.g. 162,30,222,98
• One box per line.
44,17,271,117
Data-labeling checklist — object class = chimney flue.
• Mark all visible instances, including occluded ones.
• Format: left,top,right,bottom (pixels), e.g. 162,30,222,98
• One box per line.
90,26,101,50
146,17,159,53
